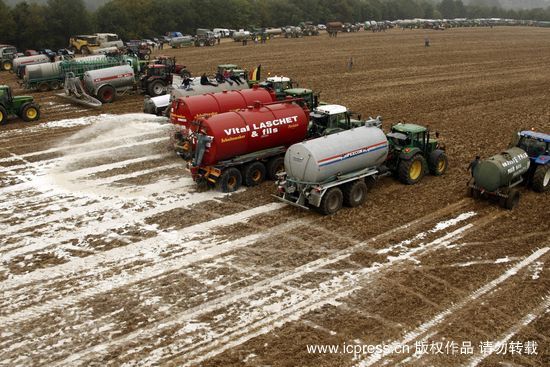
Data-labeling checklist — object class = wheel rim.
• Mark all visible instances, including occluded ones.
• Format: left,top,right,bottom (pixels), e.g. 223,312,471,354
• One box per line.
252,170,261,182
0,111,4,122
103,89,113,101
227,176,237,189
352,187,364,202
4,62,11,71
410,160,422,180
327,193,339,211
544,169,550,187
437,158,446,172
26,108,37,119
153,84,163,94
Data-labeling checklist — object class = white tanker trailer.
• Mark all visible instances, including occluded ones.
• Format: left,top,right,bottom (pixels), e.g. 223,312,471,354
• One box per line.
276,119,389,215
13,54,51,78
143,76,250,115
83,64,135,103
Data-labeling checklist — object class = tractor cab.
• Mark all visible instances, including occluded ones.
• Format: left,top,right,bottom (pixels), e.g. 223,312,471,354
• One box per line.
259,76,293,99
145,64,170,78
309,104,363,137
0,85,13,104
283,88,318,110
388,123,439,153
516,131,549,159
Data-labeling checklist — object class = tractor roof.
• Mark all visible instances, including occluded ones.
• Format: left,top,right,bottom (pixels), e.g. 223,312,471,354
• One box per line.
266,75,290,83
392,123,427,134
285,88,311,95
520,130,550,143
218,64,239,69
315,104,347,115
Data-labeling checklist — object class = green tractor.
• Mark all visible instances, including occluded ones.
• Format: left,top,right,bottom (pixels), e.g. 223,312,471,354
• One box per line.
0,85,41,125
0,45,18,72
386,123,448,184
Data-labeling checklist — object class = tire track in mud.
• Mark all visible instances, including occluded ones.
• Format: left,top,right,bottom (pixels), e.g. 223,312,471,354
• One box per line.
41,205,487,366
354,246,549,367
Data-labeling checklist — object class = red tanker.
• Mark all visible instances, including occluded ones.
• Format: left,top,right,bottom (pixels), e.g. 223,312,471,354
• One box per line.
187,100,309,192
170,85,275,132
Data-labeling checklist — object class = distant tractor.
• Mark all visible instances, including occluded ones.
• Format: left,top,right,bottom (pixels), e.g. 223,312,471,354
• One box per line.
0,85,41,124
139,64,173,96
385,123,448,184
299,21,319,36
467,130,549,209
0,45,18,71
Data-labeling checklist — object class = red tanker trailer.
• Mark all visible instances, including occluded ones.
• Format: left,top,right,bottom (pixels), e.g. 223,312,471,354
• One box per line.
170,85,276,131
187,100,309,192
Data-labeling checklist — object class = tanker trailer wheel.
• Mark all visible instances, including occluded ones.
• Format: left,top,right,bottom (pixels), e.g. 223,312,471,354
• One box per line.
2,60,12,71
20,103,40,122
318,187,343,215
0,106,8,125
148,80,166,96
532,165,550,192
243,161,266,186
343,180,368,207
97,85,116,103
49,80,61,90
37,82,49,92
397,155,427,185
501,189,520,210
218,167,242,193
428,149,448,176
266,156,285,180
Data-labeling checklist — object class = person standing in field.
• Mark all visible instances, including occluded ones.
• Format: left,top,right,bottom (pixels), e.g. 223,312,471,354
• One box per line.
425,36,430,47
347,56,353,72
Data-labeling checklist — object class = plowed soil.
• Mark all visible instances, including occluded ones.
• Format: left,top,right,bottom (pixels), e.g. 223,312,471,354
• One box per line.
0,27,548,367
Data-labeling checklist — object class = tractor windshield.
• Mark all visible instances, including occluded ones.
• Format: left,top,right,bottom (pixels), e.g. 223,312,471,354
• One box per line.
518,137,548,157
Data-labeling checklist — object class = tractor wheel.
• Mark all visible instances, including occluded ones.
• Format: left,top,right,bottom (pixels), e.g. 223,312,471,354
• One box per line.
198,40,205,47
147,80,166,97
0,106,8,125
343,180,367,207
37,82,49,92
397,155,426,185
97,85,116,103
501,189,520,210
318,187,343,215
2,60,12,71
243,161,266,186
143,53,150,61
218,167,242,193
532,165,550,192
20,103,40,122
266,156,285,180
429,149,448,176
180,70,191,78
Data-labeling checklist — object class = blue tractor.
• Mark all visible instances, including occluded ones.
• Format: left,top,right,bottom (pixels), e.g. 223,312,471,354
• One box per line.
515,130,550,192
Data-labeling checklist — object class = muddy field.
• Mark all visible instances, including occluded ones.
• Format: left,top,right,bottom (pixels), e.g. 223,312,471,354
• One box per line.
0,27,548,366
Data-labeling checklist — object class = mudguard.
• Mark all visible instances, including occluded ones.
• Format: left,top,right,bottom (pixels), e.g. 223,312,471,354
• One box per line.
399,147,422,160
534,155,549,165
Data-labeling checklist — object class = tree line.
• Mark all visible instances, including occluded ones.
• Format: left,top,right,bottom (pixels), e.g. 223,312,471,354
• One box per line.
1,0,549,50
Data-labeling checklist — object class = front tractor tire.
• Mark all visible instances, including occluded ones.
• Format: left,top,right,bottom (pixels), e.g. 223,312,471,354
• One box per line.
218,167,242,193
318,187,343,215
532,165,550,193
429,149,448,176
20,103,40,122
243,161,266,187
0,106,8,125
343,180,368,207
148,80,166,97
398,155,426,185
97,85,116,103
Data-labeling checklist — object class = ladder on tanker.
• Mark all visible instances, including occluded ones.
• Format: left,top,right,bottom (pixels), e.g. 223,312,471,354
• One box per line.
57,72,102,108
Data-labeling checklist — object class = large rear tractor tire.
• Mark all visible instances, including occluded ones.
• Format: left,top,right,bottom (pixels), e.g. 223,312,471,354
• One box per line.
501,189,520,210
97,85,116,103
2,60,12,71
397,155,427,185
20,103,40,122
343,180,368,207
0,106,8,125
147,80,166,97
532,165,550,193
318,187,343,215
218,167,242,193
243,161,266,186
266,156,285,180
429,149,448,176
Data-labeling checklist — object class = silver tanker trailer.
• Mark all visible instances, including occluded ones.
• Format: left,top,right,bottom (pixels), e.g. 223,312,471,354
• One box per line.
276,118,388,215
83,64,135,103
